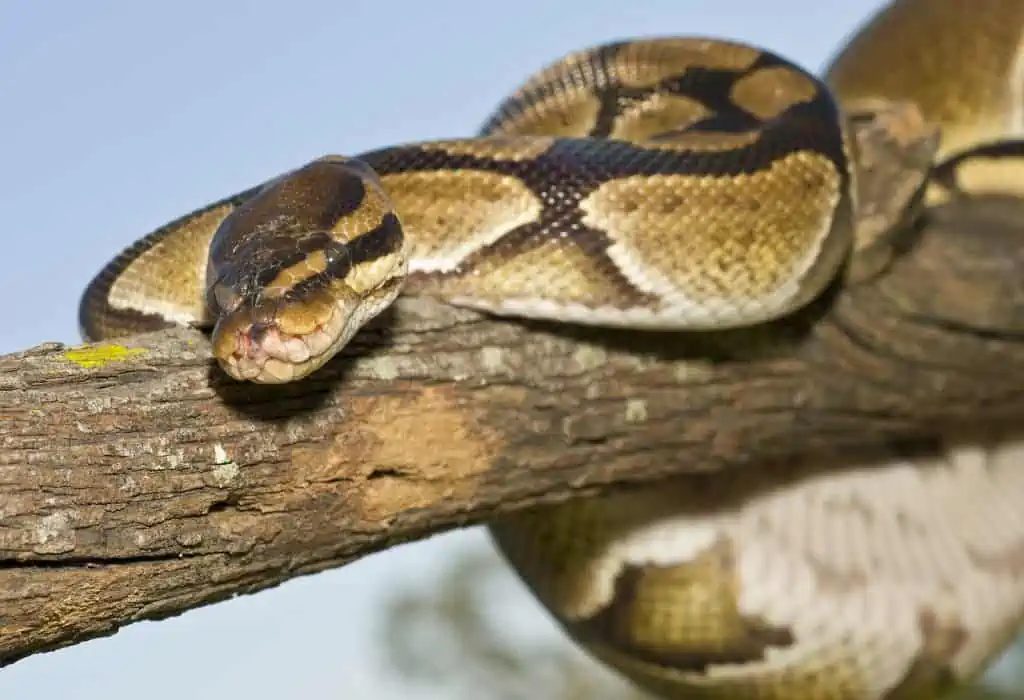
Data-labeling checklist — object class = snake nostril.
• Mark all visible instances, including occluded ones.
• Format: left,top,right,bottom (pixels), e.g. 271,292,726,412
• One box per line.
248,321,273,344
229,321,269,361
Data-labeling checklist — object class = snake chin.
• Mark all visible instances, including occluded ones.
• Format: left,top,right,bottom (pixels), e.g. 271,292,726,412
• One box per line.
211,273,405,384
211,298,351,384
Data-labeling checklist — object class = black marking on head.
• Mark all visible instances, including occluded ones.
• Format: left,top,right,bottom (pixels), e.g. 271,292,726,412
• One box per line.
323,166,369,220
208,160,369,269
287,212,404,300
348,212,403,266
205,158,384,309
248,231,339,288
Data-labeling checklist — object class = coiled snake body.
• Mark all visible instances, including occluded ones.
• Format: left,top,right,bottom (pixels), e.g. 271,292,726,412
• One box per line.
79,0,1024,697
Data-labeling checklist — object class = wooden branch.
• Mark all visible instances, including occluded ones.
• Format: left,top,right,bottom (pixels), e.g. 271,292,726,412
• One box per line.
1,196,1023,667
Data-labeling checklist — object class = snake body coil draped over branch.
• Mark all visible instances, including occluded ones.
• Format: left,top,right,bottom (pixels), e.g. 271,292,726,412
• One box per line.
78,0,1024,697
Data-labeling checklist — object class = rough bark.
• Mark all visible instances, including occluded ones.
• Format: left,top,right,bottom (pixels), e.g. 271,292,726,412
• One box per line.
1,196,1023,667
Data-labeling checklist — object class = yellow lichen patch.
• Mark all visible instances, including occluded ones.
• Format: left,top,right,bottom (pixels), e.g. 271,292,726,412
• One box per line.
64,344,147,369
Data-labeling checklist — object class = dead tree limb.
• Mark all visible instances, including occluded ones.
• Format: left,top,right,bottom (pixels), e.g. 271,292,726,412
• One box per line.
1,196,1023,667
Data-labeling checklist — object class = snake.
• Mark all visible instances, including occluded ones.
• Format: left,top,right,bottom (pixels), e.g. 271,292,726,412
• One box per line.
76,0,1024,698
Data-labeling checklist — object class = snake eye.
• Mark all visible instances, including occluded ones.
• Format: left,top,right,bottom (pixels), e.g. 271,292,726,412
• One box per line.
323,240,352,276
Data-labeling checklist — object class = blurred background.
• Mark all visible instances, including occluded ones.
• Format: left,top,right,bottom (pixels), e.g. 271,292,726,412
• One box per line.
0,1,1021,698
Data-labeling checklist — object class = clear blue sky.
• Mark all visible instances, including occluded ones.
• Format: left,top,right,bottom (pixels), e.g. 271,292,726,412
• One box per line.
0,1,951,698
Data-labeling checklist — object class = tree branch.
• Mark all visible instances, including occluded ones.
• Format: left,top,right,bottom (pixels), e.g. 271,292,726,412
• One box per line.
1,196,1023,667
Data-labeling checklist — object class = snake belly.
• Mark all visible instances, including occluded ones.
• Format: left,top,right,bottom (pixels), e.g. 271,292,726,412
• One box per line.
76,1,1024,699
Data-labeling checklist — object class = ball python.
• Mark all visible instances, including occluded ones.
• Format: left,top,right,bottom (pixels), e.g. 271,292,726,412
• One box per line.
76,0,1024,698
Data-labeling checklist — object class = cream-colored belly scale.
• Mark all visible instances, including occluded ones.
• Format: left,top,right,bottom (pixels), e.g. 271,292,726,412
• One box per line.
491,437,1024,698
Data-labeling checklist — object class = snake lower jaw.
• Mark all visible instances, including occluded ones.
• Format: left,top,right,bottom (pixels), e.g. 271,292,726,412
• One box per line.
211,301,351,384
210,277,406,383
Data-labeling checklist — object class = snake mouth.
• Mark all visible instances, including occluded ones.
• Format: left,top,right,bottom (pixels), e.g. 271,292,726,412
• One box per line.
211,293,354,384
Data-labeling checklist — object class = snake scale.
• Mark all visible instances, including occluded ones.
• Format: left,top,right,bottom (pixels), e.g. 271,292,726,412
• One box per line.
78,0,1024,698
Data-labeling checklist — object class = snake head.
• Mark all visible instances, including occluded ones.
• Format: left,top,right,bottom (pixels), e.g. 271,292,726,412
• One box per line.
205,156,408,384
